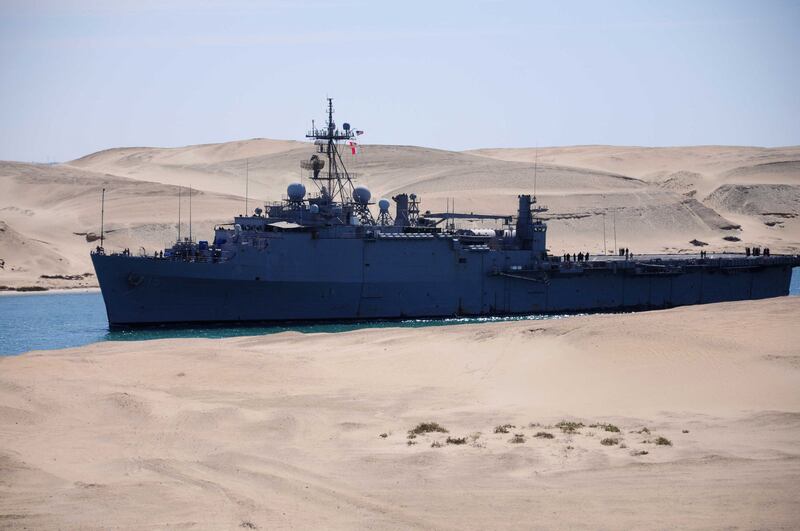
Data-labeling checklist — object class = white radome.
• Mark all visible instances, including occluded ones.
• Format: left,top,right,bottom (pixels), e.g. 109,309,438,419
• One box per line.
353,186,371,204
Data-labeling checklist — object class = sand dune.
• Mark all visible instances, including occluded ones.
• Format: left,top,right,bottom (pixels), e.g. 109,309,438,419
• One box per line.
69,139,308,200
705,183,800,217
1,297,798,529
0,161,244,289
2,141,799,289
470,146,800,246
66,140,800,251
468,145,800,189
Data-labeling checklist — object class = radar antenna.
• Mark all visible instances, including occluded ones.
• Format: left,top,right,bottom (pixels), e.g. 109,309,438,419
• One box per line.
409,194,420,225
304,98,359,205
376,198,393,225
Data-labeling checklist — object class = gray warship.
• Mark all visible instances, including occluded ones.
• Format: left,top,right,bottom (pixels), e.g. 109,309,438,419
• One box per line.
91,99,799,327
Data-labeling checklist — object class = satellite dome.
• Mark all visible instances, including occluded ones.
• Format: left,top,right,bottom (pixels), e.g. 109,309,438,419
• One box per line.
343,122,351,131
352,186,371,205
287,182,306,201
378,198,390,212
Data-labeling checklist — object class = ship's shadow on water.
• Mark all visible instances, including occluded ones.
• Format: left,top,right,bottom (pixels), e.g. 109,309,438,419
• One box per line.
1,267,799,356
103,312,584,344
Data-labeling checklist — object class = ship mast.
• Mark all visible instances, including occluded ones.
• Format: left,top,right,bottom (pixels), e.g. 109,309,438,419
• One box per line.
305,98,357,205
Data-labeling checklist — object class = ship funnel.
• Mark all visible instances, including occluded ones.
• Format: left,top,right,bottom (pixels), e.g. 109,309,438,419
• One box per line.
393,193,410,227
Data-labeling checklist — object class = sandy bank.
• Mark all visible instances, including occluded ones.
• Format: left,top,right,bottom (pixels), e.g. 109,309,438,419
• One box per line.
0,286,100,297
1,297,799,529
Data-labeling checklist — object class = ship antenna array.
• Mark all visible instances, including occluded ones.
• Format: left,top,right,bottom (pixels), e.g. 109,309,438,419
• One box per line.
177,187,181,242
245,159,249,215
613,208,617,253
304,97,358,204
100,188,105,249
189,185,193,242
533,145,539,200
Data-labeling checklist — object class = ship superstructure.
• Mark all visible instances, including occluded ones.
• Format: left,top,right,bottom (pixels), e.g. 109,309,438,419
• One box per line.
91,100,799,327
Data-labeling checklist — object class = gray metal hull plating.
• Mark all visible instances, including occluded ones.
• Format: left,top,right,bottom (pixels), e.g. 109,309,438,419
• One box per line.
91,238,796,326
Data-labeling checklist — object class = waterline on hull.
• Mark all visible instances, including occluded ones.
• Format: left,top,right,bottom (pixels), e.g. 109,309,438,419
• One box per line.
1,266,798,356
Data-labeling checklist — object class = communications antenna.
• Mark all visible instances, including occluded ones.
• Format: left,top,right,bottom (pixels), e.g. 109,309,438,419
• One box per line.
100,188,105,249
613,209,617,253
177,187,181,242
304,98,358,204
408,194,420,225
533,145,539,200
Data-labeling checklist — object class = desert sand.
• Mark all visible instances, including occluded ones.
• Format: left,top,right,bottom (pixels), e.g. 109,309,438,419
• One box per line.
2,139,799,528
1,297,799,529
2,141,799,289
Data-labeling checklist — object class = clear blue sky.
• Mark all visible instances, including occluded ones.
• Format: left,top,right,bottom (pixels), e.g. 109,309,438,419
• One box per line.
1,0,798,162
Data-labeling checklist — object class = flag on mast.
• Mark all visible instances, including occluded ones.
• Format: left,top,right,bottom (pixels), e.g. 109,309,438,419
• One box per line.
349,140,358,155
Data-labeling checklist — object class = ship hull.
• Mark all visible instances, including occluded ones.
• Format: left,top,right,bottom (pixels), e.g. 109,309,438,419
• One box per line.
92,252,796,327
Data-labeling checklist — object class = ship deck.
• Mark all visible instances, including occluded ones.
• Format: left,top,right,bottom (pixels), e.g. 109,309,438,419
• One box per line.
587,252,785,262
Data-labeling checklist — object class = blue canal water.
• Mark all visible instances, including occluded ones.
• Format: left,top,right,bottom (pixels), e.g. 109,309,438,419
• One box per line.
0,292,575,356
2,267,799,356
